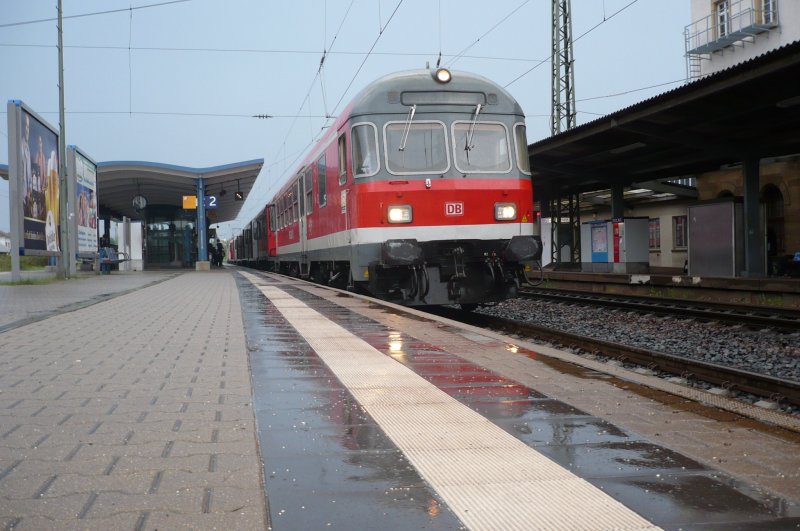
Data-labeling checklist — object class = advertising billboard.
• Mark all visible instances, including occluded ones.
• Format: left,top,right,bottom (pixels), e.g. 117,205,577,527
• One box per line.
7,101,61,255
70,148,98,255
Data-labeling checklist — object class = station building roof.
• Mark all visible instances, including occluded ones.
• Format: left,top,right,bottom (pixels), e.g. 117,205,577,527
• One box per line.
529,40,800,198
96,159,263,222
2,159,263,223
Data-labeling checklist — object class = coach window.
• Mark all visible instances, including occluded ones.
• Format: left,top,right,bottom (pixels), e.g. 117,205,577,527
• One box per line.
285,193,291,226
304,169,313,214
514,123,531,175
270,206,277,232
451,121,510,173
384,121,449,175
338,135,347,185
317,155,327,207
352,123,379,177
292,184,299,222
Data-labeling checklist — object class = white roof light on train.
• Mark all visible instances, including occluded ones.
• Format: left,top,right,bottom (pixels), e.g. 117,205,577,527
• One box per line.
432,68,451,84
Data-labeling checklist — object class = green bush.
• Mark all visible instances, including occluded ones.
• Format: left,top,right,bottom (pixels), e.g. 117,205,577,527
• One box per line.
0,254,50,272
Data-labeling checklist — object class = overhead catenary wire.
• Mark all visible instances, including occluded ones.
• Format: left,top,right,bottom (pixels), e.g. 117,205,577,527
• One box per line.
0,42,548,64
268,0,355,183
330,0,404,116
504,0,641,89
446,0,530,68
248,0,357,224
0,0,191,29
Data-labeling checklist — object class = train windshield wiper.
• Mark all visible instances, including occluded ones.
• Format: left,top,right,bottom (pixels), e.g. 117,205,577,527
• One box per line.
398,104,417,151
465,103,482,153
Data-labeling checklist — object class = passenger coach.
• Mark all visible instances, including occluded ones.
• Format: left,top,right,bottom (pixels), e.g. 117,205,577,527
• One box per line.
236,68,540,307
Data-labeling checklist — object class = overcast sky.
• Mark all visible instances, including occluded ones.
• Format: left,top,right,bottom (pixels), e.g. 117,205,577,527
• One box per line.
0,0,689,236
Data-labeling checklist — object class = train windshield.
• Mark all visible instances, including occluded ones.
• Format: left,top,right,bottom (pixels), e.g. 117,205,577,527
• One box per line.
384,121,449,174
451,122,511,173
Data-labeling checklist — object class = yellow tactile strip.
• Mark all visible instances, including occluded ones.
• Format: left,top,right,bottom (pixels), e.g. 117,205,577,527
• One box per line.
243,274,660,531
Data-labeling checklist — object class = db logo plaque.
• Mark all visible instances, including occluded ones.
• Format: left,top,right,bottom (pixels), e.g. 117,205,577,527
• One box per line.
445,202,464,216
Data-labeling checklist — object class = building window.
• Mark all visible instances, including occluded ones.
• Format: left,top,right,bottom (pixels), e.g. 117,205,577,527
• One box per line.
673,215,688,249
762,184,785,255
648,218,661,250
762,0,776,24
716,0,729,38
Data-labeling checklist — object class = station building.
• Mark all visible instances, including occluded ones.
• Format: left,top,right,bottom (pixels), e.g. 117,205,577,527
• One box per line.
533,0,800,278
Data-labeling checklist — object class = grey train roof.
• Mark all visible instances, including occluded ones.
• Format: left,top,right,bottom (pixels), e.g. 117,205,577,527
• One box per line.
347,69,525,118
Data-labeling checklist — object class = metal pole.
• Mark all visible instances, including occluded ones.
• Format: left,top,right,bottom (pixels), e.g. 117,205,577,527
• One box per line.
57,0,70,278
197,177,208,263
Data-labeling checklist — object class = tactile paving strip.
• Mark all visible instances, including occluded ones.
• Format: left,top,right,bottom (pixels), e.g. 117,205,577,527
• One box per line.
242,274,660,531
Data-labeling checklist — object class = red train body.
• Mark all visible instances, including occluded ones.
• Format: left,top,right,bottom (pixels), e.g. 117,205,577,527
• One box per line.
234,69,540,307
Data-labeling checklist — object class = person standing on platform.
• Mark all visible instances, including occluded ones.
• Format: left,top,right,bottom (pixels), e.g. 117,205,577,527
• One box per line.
216,240,225,267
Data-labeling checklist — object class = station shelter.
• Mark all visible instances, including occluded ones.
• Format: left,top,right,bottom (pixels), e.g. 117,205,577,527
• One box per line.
93,159,262,271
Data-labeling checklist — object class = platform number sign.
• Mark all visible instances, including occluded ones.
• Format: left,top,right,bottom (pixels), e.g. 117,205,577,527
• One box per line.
445,202,464,216
204,195,218,209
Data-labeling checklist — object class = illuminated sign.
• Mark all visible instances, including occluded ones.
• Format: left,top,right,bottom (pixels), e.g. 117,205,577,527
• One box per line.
182,195,217,209
183,195,198,209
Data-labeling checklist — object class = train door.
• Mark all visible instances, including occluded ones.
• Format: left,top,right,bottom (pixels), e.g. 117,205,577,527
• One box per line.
297,175,309,277
337,132,350,245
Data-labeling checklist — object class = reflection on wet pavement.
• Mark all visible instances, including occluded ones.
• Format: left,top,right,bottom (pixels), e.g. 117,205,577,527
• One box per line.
238,278,461,530
239,278,800,530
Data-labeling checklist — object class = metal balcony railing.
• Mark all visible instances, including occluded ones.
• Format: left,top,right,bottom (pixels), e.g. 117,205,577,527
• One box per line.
685,0,779,56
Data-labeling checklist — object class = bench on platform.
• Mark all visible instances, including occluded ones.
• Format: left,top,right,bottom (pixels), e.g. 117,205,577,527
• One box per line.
99,247,130,273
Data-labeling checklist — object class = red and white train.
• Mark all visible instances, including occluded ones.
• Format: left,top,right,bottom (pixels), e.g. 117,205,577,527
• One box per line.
231,67,540,307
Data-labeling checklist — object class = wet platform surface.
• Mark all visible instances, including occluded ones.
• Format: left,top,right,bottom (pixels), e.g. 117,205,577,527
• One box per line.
236,272,800,530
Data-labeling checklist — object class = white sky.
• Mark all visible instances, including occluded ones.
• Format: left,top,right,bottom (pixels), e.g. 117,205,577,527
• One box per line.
0,0,690,236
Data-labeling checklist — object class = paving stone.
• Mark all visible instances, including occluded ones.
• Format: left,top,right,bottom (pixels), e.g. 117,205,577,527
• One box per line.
0,272,267,529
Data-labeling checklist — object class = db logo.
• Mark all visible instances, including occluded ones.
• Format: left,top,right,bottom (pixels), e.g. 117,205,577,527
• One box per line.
445,202,464,216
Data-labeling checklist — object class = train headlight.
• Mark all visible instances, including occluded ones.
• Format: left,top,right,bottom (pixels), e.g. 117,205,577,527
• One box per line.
494,203,517,221
432,67,451,84
388,205,413,223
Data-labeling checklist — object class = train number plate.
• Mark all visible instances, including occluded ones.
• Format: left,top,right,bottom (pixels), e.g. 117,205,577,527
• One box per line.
445,202,464,216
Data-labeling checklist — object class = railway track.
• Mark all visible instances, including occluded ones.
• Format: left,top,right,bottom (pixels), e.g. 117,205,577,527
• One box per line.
427,306,800,410
519,287,800,332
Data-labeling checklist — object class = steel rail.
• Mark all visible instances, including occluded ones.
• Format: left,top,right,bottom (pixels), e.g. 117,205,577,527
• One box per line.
430,307,800,408
519,288,800,332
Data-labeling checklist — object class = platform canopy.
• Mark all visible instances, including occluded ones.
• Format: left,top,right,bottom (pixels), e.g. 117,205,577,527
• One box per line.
529,40,800,197
96,159,263,222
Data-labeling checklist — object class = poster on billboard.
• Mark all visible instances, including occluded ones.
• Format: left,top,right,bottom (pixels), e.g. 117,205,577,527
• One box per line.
7,101,61,255
69,148,98,256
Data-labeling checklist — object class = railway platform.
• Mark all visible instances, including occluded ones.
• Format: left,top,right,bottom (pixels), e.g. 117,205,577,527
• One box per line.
1,268,799,530
540,269,800,309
